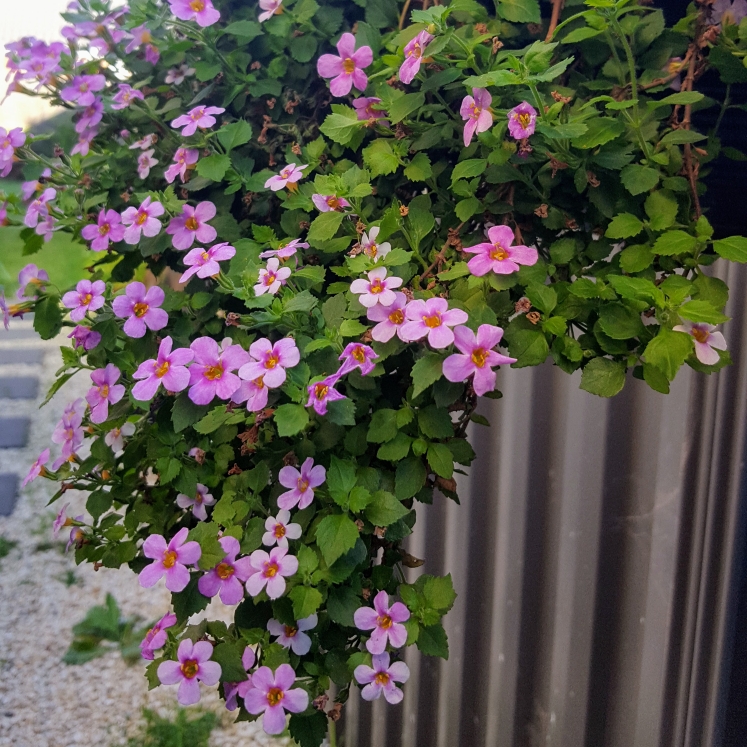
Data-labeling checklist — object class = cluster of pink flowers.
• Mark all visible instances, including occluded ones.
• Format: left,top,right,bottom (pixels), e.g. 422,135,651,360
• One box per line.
0,127,25,177
50,398,86,470
233,337,301,412
4,37,65,96
167,0,220,28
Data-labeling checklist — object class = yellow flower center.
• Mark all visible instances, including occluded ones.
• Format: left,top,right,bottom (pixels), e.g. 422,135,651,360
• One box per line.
274,523,287,538
267,687,284,706
185,216,199,231
264,272,277,285
155,360,170,378
181,659,199,679
284,625,298,638
201,251,210,262
216,562,235,580
352,346,366,363
98,223,110,236
691,327,709,344
163,550,178,568
343,58,356,74
365,243,379,258
328,196,340,209
265,354,280,369
204,364,224,380
79,82,89,92
377,614,393,629
490,244,509,261
375,672,390,686
133,301,149,317
99,384,109,398
471,348,488,368
516,112,531,129
423,314,441,329
314,383,328,400
81,293,93,305
297,478,309,493
189,0,205,11
389,309,404,324
408,42,422,59
369,278,384,294
136,211,148,225
254,376,265,389
264,561,279,578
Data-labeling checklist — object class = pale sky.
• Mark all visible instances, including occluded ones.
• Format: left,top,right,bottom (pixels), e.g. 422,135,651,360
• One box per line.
0,1,69,130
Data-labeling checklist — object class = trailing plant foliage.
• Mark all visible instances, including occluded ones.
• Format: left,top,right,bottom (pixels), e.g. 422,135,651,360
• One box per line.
3,0,746,743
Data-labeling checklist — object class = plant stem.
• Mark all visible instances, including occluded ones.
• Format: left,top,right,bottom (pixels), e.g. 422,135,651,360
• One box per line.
328,718,338,747
714,83,731,137
527,82,546,120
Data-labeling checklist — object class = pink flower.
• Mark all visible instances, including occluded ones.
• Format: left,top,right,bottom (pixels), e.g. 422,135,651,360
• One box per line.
464,225,538,276
400,298,469,349
71,127,98,157
121,196,164,244
278,458,326,511
167,201,217,250
238,337,300,389
104,422,135,453
112,282,168,338
0,127,25,177
165,64,196,85
86,364,125,424
111,83,145,110
198,536,253,605
245,547,298,599
460,88,493,147
24,188,55,228
507,101,537,140
263,510,302,548
399,31,434,85
224,647,256,711
0,292,8,331
188,337,249,404
317,33,373,97
180,243,235,283
243,664,308,735
23,448,49,487
232,376,269,412
354,653,410,704
672,321,728,365
353,96,388,126
306,375,346,416
35,214,57,243
267,614,317,655
81,208,126,251
264,163,307,192
165,147,199,184
167,0,221,27
259,238,308,260
354,590,410,654
66,520,86,553
311,194,350,212
140,612,177,660
124,25,153,55
17,263,49,300
139,527,202,592
74,98,103,133
258,0,283,22
176,483,216,521
52,399,85,469
367,292,407,343
62,279,105,322
137,149,158,179
171,105,225,136
69,325,101,351
60,74,106,107
132,336,194,401
52,502,72,539
338,342,378,377
359,226,391,262
443,324,516,396
255,258,291,296
129,134,157,150
145,45,160,65
350,267,402,308
157,639,221,706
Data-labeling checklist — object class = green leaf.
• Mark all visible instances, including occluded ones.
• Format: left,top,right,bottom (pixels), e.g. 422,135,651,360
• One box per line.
678,300,729,325
598,303,645,339
644,190,678,230
605,213,643,239
438,262,471,281
389,93,426,124
417,623,449,658
377,432,412,461
427,443,454,478
315,514,360,566
339,319,368,337
423,574,457,612
549,237,578,265
274,404,310,437
713,236,747,263
571,117,625,149
196,154,231,182
327,586,360,627
653,230,697,256
33,295,63,340
307,211,344,244
649,91,704,108
172,576,210,624
212,642,246,682
404,152,432,182
455,197,482,221
217,120,253,151
367,409,399,443
580,358,626,397
289,713,328,747
224,20,263,40
411,353,444,398
643,362,670,393
451,158,487,185
507,329,549,367
290,586,323,620
417,406,454,439
659,130,706,146
365,490,410,526
619,244,654,273
497,0,540,22
395,457,427,500
620,164,660,195
363,139,400,177
644,327,693,380
607,275,663,306
171,393,209,433
327,456,357,495
526,282,557,314
319,109,364,145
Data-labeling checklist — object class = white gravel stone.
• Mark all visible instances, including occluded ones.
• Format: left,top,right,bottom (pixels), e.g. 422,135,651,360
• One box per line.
0,327,288,747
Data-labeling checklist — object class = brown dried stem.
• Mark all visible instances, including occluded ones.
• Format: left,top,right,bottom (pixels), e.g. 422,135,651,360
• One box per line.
545,0,564,42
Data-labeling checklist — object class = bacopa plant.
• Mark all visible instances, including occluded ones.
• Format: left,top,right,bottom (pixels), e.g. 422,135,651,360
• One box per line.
4,0,747,743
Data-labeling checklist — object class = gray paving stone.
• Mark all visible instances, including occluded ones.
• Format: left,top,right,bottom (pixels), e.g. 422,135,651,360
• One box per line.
0,418,30,448
0,474,19,516
0,378,38,399
0,348,44,365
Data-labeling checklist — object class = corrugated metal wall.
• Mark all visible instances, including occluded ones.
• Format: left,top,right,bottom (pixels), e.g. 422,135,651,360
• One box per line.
342,261,747,747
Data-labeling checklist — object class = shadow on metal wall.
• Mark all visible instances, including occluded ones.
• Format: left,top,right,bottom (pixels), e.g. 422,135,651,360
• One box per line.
342,257,747,747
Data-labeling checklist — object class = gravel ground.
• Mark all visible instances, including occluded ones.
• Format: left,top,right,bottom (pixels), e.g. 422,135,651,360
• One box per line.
0,323,287,747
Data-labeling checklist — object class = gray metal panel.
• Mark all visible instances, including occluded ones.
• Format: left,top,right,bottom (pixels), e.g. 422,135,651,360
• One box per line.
342,263,747,747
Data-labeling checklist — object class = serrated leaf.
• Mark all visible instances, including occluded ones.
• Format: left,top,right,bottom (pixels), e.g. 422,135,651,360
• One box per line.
217,120,253,151
580,357,626,397
427,443,454,478
678,300,729,325
307,211,344,244
605,213,643,239
289,586,323,620
713,236,747,263
451,158,487,185
644,327,693,380
365,490,410,526
196,154,231,182
653,230,697,256
620,164,660,195
411,353,444,398
274,404,310,437
315,514,359,566
389,93,425,124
